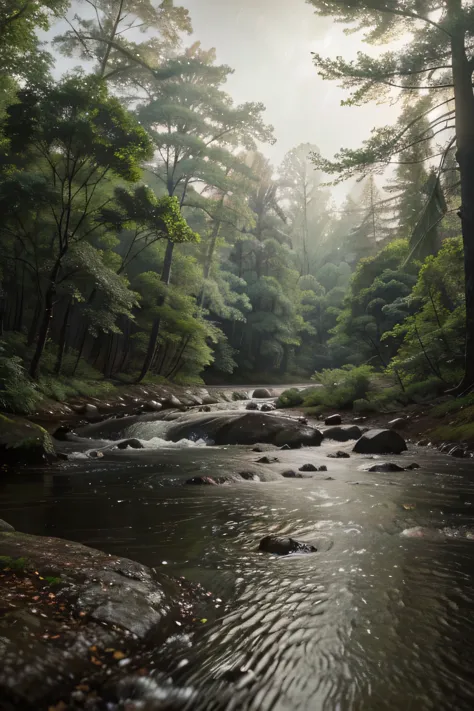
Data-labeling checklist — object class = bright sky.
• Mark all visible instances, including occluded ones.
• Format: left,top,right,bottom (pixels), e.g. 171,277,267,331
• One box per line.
180,0,398,187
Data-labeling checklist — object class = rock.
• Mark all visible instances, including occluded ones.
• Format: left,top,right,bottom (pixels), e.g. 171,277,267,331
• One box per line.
246,401,259,411
252,444,279,452
449,446,466,458
325,476,335,480
388,417,407,430
259,536,317,556
257,456,280,464
323,425,362,442
325,414,342,425
319,465,328,471
0,414,57,466
185,476,218,485
328,450,350,458
88,450,104,458
84,403,99,417
353,417,367,423
232,391,249,401
0,531,184,707
201,393,219,405
52,425,71,441
280,444,291,450
439,442,454,453
281,469,303,478
199,405,212,412
417,439,429,447
353,429,407,455
299,463,318,472
367,462,405,472
406,462,421,470
238,471,260,482
0,519,14,532
116,438,145,450
146,400,163,412
261,403,275,412
297,416,308,425
252,388,272,399
163,395,182,409
166,411,323,448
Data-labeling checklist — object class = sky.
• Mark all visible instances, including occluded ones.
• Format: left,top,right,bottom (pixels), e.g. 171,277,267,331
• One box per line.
179,0,398,191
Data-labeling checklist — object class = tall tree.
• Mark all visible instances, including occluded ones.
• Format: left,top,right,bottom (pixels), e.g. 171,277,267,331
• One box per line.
307,0,474,392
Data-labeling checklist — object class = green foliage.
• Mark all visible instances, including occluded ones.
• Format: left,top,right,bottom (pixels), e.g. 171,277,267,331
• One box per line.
276,388,305,409
306,364,375,409
0,343,41,414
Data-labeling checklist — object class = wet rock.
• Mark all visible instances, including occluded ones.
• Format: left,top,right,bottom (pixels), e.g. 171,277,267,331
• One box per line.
166,411,323,448
88,450,104,458
232,391,249,401
323,425,362,442
319,465,328,471
199,405,212,412
299,463,318,472
116,438,145,450
281,469,304,478
388,417,408,430
146,400,163,412
0,519,14,532
84,403,100,418
0,531,182,707
163,395,183,409
449,446,466,458
353,417,367,423
297,416,308,425
252,444,279,452
185,476,218,485
406,462,421,470
327,451,350,458
0,414,57,466
367,462,405,472
353,429,407,455
201,393,219,405
280,444,291,450
325,476,335,480
259,535,317,555
439,442,454,453
325,414,342,425
253,388,272,399
238,471,261,482
257,456,280,464
417,439,429,447
52,425,71,441
261,403,275,412
246,401,259,411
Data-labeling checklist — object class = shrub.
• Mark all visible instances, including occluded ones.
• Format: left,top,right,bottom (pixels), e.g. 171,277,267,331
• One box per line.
277,388,305,408
304,365,374,410
353,398,377,414
0,344,42,414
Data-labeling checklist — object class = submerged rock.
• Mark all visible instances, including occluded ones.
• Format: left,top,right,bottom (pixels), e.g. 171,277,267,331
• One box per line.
257,456,280,464
281,469,304,478
259,536,317,555
246,401,259,411
0,519,14,532
199,405,212,412
449,446,466,458
353,429,407,455
261,403,275,412
116,438,145,450
0,414,56,466
299,463,318,472
325,414,342,425
327,451,350,458
367,462,405,472
323,425,362,442
146,400,163,412
166,411,324,448
406,462,421,470
252,444,279,452
319,465,328,472
252,388,272,399
232,391,249,401
185,476,218,485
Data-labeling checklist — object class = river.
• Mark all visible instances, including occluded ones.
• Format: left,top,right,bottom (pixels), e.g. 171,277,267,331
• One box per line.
2,393,474,710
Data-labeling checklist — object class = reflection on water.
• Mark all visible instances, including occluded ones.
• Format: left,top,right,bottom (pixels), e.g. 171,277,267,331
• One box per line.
2,442,474,710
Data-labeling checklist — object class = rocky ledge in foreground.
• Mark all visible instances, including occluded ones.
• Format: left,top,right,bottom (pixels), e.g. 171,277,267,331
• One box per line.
0,530,199,709
0,413,57,466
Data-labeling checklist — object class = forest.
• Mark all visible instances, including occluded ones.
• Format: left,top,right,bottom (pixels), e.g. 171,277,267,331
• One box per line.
0,0,473,415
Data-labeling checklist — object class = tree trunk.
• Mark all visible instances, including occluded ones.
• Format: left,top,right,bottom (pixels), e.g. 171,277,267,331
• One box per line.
54,299,72,375
450,5,474,392
27,298,41,346
137,239,174,382
72,329,88,376
29,260,61,379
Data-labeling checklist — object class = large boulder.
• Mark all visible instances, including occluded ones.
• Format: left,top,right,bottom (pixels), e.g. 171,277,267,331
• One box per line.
323,425,362,442
325,414,342,425
388,417,407,430
353,428,407,455
252,388,272,399
0,531,182,708
163,394,183,409
165,411,324,448
0,414,56,466
259,536,317,555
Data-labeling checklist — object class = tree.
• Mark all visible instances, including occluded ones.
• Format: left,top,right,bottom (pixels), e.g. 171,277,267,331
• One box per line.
307,0,474,391
1,76,152,378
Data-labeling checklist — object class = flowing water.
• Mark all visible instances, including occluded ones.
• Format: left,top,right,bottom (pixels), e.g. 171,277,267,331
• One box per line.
2,398,474,710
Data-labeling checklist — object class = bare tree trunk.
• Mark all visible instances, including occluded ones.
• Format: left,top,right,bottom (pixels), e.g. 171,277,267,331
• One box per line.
54,299,72,375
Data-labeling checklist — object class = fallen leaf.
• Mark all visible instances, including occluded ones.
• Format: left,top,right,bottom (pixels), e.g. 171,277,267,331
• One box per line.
113,650,126,660
90,656,102,666
402,504,416,511
200,618,208,624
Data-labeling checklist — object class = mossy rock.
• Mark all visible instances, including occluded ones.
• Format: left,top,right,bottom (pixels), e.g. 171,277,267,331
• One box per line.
0,414,56,466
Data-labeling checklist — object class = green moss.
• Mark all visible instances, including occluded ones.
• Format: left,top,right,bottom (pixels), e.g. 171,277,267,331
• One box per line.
430,423,474,442
0,555,28,571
